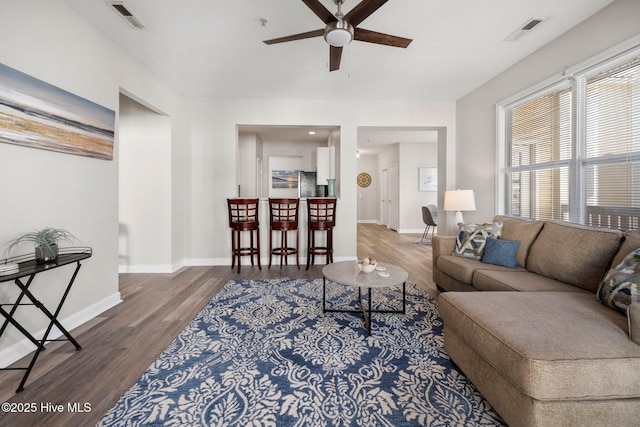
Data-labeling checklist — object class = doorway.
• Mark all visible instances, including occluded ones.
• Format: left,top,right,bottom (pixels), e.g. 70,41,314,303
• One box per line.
118,92,172,274
357,126,444,234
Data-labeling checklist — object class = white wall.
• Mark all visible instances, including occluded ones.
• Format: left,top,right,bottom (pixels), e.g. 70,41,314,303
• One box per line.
118,94,172,272
237,132,258,197
399,143,438,233
0,0,183,366
370,143,439,232
182,98,456,266
456,0,640,230
357,154,378,223
0,0,457,365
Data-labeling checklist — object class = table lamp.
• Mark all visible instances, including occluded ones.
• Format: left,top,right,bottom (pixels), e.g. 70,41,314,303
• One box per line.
444,189,476,225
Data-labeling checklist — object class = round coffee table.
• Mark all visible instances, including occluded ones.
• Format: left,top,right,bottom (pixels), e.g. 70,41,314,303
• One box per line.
322,261,408,334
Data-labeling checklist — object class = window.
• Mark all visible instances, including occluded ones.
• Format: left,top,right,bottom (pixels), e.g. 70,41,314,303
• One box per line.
499,47,640,231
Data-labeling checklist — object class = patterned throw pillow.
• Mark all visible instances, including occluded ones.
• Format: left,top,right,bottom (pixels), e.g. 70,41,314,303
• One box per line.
598,248,640,315
453,222,503,260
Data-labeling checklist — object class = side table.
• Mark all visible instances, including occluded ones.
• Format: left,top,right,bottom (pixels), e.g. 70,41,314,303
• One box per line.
0,247,92,392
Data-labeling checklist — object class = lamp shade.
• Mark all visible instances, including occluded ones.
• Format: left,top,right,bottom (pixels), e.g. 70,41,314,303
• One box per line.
444,189,476,212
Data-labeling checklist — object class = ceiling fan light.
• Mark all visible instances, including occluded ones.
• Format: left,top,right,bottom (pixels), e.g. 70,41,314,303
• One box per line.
324,20,354,47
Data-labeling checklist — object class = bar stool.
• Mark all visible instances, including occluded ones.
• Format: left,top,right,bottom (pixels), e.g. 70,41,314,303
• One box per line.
306,198,336,270
268,198,300,269
227,198,261,273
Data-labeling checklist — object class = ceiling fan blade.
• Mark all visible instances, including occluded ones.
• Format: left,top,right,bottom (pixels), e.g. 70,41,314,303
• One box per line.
329,46,343,71
344,0,389,27
354,28,412,48
302,0,338,24
263,29,324,45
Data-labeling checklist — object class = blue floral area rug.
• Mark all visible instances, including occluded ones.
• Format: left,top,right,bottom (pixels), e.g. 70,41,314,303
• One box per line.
97,278,505,426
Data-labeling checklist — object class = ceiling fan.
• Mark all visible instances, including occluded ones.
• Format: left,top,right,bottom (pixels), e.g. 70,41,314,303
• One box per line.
263,0,412,71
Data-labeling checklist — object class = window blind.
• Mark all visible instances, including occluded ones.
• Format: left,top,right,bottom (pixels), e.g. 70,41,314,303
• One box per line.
500,49,640,231
583,58,640,230
506,86,571,221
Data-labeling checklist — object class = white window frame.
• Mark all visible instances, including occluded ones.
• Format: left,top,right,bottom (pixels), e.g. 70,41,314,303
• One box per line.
496,36,640,225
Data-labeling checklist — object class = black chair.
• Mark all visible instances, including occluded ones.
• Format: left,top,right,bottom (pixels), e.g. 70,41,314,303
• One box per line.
227,198,261,273
268,198,300,269
421,205,437,243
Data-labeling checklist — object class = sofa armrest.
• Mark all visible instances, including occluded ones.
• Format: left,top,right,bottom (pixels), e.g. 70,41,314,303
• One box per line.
432,236,456,285
629,302,640,345
433,236,456,259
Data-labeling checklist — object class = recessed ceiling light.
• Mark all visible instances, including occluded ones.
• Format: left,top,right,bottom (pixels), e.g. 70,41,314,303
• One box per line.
309,131,316,135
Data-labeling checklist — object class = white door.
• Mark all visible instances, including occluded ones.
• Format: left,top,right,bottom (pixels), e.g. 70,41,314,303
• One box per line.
389,164,399,231
381,168,389,227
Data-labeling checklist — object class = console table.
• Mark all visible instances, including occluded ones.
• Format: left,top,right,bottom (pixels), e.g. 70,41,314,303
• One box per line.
0,247,92,392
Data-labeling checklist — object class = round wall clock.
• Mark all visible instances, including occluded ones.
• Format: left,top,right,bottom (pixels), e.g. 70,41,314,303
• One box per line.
357,172,372,188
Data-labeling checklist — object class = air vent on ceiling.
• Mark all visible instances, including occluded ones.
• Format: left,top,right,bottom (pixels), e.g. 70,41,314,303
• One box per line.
504,17,548,42
106,1,145,29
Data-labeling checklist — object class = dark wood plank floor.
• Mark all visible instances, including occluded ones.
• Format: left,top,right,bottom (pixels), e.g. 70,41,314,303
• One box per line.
0,223,436,426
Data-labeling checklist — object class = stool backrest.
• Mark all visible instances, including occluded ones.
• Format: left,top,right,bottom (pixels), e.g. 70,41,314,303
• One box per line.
269,198,299,228
227,198,259,228
307,198,336,227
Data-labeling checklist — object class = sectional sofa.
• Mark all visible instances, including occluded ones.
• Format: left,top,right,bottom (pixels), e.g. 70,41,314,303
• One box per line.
433,215,640,427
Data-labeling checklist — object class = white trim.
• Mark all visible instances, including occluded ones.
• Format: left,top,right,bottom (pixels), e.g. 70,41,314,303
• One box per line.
496,35,640,222
0,292,122,368
183,258,229,266
357,220,377,224
118,264,175,273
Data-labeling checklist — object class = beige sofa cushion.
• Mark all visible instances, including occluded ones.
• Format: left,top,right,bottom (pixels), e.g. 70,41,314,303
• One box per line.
473,269,589,293
611,229,640,268
436,254,525,285
493,215,543,268
527,221,623,293
630,302,640,345
439,291,640,401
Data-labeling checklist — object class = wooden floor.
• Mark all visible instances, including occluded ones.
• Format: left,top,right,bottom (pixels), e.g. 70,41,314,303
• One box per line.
0,224,436,426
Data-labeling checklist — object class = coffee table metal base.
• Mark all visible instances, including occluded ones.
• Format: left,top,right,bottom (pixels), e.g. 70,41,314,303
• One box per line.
322,276,406,335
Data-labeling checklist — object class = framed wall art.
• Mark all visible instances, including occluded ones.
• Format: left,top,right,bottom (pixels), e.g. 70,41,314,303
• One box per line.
0,63,115,160
419,167,437,191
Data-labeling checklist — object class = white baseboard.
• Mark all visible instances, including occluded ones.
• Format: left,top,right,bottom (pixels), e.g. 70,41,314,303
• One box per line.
357,219,378,224
119,264,175,273
0,292,122,369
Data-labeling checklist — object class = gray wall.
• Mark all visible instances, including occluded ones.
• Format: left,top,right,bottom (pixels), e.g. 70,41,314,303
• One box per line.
456,0,640,227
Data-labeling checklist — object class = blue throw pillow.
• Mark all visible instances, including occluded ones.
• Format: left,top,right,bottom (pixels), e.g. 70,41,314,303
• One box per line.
481,237,520,268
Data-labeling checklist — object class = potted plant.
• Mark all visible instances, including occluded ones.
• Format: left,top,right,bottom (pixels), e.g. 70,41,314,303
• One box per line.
6,228,78,263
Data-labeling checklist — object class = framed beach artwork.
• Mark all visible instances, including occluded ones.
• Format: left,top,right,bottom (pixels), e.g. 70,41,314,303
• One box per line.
0,63,115,160
269,155,301,198
419,167,437,191
271,169,299,189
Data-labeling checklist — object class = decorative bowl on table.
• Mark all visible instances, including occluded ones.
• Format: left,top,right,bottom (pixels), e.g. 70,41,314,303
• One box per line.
357,263,376,273
357,256,378,273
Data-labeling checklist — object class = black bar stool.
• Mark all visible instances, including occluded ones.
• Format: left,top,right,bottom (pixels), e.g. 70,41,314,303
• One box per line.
227,198,261,273
306,198,336,270
268,198,300,269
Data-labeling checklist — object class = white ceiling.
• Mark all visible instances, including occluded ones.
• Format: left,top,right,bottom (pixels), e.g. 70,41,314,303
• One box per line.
61,0,614,151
